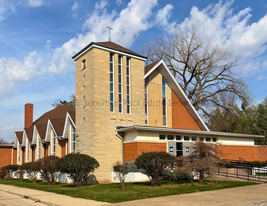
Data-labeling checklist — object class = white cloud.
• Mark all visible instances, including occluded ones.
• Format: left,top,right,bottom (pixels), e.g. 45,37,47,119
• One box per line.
256,75,263,80
72,2,79,11
0,0,161,96
95,0,108,10
155,4,174,28
0,0,16,21
0,51,42,97
157,1,267,76
27,0,43,7
83,0,158,47
116,0,122,6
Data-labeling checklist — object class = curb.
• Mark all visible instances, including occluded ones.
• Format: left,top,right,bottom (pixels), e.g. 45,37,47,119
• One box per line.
0,189,61,206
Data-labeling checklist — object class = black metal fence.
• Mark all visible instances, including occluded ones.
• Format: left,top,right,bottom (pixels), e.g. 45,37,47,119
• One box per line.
216,158,267,183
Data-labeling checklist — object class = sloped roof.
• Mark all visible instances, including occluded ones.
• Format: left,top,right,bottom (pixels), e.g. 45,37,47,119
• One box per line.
24,127,34,142
34,105,74,125
68,111,75,124
144,59,209,131
49,118,65,136
32,106,75,140
145,60,160,74
35,124,47,140
15,132,23,144
72,41,147,60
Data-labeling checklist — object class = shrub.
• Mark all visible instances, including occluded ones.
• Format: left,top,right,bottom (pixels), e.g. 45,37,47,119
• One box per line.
3,165,19,180
56,153,99,187
135,151,176,186
176,169,194,180
0,167,7,179
20,162,40,183
162,168,177,181
15,170,25,181
37,156,60,185
125,161,145,173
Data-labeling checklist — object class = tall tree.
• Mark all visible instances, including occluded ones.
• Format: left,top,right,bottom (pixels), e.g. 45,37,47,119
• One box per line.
143,28,250,116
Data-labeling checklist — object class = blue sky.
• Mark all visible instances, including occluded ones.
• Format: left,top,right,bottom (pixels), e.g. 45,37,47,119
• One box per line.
1,0,267,142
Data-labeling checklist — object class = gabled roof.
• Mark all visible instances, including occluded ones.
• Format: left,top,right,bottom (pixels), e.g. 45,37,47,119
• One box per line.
15,132,23,144
144,59,209,131
49,118,65,137
68,111,76,124
24,127,34,142
145,60,160,74
34,105,74,125
35,124,47,140
72,41,147,61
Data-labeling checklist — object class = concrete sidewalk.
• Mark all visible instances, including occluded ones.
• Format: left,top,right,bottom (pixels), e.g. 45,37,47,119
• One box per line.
0,184,110,206
112,183,267,206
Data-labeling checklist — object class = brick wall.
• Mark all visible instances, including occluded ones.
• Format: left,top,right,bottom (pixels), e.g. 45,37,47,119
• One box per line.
124,142,166,162
0,146,13,168
216,145,267,161
171,90,201,131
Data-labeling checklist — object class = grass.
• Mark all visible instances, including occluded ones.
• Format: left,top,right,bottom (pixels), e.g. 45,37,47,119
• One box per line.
0,179,258,203
255,173,267,176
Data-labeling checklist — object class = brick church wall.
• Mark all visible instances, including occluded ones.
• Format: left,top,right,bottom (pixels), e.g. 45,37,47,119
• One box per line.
124,142,166,162
216,145,267,162
171,91,201,131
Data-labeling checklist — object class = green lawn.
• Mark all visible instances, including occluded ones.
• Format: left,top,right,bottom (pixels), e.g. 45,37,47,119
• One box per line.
0,179,258,203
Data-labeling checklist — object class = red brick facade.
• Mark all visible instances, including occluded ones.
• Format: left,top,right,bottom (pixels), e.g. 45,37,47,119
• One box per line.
124,142,166,162
0,146,13,168
171,90,201,131
216,145,267,162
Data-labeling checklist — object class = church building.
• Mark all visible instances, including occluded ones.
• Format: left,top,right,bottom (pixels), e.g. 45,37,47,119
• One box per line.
4,41,266,183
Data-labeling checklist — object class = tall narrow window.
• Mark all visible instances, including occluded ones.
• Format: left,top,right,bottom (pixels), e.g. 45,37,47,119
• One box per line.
52,132,56,156
110,53,114,112
162,78,167,126
38,137,41,160
126,57,131,114
82,59,86,70
71,126,76,153
118,55,123,113
145,78,148,124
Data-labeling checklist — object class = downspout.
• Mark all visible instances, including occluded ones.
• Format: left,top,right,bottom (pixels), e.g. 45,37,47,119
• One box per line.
116,127,124,163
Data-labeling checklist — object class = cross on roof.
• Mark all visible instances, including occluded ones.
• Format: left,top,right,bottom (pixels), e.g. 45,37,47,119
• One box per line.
107,25,113,42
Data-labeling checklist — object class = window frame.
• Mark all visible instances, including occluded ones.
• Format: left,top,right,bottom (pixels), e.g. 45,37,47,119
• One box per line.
162,78,167,126
118,55,123,113
126,57,131,114
110,53,114,112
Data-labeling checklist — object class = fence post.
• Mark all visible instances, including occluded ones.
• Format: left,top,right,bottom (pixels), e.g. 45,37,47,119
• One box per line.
247,164,249,181
236,161,239,177
226,164,228,178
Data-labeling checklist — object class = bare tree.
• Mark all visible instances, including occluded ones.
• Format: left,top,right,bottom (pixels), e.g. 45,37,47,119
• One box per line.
113,161,128,190
177,141,222,182
0,138,9,144
143,28,250,117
